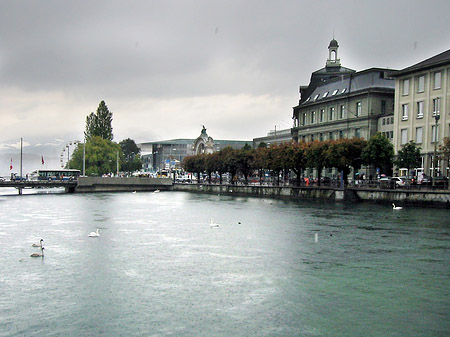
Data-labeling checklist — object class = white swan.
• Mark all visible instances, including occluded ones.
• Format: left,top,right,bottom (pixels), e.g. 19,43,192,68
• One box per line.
31,247,44,257
392,203,403,210
210,218,220,228
89,229,100,237
32,239,44,248
153,189,160,194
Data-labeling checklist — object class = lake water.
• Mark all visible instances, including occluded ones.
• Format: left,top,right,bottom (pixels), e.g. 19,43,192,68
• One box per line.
0,189,448,336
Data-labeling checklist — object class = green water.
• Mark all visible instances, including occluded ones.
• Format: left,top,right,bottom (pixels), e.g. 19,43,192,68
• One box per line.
0,191,448,336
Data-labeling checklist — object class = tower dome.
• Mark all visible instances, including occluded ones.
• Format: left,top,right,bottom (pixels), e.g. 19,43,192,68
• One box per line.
328,39,339,48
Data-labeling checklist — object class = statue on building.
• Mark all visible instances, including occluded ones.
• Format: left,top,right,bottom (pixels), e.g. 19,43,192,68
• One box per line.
193,126,215,154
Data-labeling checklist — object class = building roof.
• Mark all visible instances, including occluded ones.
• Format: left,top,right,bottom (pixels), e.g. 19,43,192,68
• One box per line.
139,138,250,146
391,49,450,77
139,139,195,146
297,68,395,107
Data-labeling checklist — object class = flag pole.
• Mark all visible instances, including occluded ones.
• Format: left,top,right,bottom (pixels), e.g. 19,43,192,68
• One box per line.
20,137,23,179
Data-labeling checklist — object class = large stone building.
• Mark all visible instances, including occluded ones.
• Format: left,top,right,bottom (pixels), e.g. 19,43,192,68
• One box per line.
391,49,450,178
292,40,395,145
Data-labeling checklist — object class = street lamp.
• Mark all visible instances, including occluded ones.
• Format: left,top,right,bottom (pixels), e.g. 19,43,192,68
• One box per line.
432,114,440,187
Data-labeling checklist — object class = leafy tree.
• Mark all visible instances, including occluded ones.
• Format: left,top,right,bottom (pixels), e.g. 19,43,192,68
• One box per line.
182,154,206,182
252,146,268,185
204,153,216,183
276,143,297,185
394,141,421,177
257,142,267,148
235,144,254,184
222,147,238,184
361,133,394,175
69,136,121,176
291,142,306,186
212,151,228,184
327,138,366,183
119,138,142,173
85,101,114,141
266,145,284,185
305,141,329,186
439,137,450,175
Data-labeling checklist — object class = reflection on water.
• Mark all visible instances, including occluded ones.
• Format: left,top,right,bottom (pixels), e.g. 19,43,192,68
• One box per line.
0,191,448,336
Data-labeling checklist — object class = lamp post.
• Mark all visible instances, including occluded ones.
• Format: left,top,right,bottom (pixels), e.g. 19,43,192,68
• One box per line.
432,114,440,187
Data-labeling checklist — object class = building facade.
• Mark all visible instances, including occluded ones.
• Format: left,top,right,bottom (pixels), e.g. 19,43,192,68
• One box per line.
391,49,450,177
292,40,395,145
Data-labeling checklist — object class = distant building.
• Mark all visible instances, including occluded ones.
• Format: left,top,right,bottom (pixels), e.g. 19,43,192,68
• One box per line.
139,127,251,172
252,128,293,148
391,49,450,177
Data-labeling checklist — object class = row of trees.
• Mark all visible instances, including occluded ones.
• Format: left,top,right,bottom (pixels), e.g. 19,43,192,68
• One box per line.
183,133,428,185
68,101,142,175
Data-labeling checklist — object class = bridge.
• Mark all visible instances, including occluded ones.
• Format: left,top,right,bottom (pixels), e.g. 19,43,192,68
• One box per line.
0,176,173,194
0,180,78,194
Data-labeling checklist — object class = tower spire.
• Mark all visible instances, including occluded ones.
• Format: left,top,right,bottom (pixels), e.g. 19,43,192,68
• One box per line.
326,37,340,68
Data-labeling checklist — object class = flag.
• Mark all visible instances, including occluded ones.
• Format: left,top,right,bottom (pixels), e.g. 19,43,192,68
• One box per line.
10,158,13,170
42,156,45,165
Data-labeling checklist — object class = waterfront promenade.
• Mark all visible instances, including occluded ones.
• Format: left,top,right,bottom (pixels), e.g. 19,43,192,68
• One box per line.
1,176,449,207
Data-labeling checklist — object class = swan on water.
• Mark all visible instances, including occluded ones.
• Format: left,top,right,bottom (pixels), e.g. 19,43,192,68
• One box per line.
153,189,160,194
392,203,403,210
32,239,44,247
209,218,220,228
30,247,44,258
89,229,100,237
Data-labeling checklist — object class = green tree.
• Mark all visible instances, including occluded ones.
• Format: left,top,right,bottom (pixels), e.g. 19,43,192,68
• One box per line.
252,146,268,185
291,142,306,186
305,141,329,186
69,136,121,176
394,141,421,177
361,133,394,175
266,145,284,185
85,101,114,141
235,144,254,184
222,147,238,184
182,154,205,183
257,142,267,148
327,138,366,184
204,153,216,183
119,138,142,173
439,137,450,173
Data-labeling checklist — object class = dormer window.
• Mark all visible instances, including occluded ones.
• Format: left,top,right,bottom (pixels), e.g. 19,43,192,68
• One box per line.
314,94,319,101
341,88,347,94
322,92,328,98
332,89,338,96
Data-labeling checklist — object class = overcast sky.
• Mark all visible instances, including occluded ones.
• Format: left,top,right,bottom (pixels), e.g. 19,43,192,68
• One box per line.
1,0,450,174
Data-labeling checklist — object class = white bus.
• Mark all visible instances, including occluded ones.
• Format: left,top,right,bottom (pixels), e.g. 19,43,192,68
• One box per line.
30,169,81,181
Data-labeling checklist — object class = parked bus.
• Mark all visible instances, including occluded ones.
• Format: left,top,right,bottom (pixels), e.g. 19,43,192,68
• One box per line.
29,169,81,181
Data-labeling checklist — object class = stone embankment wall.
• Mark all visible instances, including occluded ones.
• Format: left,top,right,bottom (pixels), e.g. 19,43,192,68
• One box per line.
352,188,450,207
173,183,450,208
75,177,172,193
173,183,343,200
